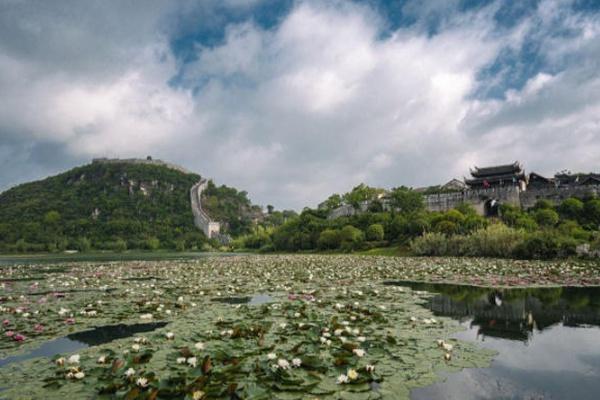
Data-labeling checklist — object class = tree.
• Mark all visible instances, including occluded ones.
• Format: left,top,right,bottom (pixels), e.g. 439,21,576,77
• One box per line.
317,229,341,250
343,184,382,209
584,199,600,226
366,224,385,241
388,187,424,214
558,198,584,220
43,210,61,225
534,209,559,227
339,225,365,251
266,205,274,215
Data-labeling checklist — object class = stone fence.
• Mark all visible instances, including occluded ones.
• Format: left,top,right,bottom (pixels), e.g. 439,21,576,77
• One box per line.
190,179,221,239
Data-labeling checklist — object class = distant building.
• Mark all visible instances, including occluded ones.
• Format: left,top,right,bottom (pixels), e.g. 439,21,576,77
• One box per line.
465,162,527,190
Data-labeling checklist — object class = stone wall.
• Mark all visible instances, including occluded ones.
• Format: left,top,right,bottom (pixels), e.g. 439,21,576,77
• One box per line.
190,179,221,239
424,184,600,215
424,186,521,215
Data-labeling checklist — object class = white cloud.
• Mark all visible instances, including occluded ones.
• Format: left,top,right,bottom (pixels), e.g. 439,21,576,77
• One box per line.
1,0,599,210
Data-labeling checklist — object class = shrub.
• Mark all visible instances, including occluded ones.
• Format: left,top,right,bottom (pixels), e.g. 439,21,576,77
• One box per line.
317,229,341,250
463,224,525,258
366,224,385,241
145,237,160,251
113,238,127,253
435,220,458,235
558,198,584,220
77,237,92,252
410,232,448,256
339,225,365,251
513,232,560,260
533,209,559,227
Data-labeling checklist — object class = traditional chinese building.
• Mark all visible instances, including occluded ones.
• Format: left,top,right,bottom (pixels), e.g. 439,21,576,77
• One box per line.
465,162,527,190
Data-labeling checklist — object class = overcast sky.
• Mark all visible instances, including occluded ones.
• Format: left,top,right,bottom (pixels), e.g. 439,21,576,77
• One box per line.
1,0,599,210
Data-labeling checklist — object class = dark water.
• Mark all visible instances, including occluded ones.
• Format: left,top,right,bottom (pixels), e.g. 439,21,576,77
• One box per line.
0,322,167,368
212,294,274,305
387,282,600,400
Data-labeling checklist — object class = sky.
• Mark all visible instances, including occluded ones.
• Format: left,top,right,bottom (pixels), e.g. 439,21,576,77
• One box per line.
0,0,599,210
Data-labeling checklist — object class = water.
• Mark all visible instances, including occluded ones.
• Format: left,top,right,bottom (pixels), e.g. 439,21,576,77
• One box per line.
212,294,274,305
0,322,167,368
388,282,600,400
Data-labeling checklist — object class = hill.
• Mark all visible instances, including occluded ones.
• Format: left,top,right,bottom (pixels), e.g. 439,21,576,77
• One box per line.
0,159,259,252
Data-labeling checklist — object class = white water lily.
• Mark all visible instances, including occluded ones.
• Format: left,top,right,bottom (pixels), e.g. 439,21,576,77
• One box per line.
74,371,85,380
365,364,375,373
136,377,148,387
337,374,349,384
267,352,277,360
55,357,65,366
353,348,366,357
347,369,358,380
131,344,140,352
442,343,454,352
187,357,197,368
165,332,174,340
194,342,205,350
97,355,106,364
277,359,290,369
177,357,186,364
68,354,80,364
125,368,136,377
140,313,153,320
357,336,366,342
292,358,302,367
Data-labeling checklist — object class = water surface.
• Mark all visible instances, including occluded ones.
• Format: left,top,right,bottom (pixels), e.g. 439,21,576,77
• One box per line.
391,282,600,400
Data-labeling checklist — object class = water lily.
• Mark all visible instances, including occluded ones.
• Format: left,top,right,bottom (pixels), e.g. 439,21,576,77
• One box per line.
267,352,277,360
192,390,205,400
347,368,359,380
353,348,366,357
140,313,153,320
132,344,140,352
365,364,375,373
177,357,186,364
187,357,197,367
136,377,148,387
277,359,290,369
74,371,85,380
55,357,65,366
194,342,204,350
68,354,80,365
124,367,136,377
97,355,106,364
337,374,349,384
292,358,302,367
165,332,174,340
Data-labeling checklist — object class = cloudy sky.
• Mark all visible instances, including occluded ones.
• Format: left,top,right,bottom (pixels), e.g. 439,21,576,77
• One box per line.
1,0,599,209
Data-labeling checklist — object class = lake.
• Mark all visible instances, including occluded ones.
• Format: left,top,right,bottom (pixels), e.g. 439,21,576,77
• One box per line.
387,282,600,400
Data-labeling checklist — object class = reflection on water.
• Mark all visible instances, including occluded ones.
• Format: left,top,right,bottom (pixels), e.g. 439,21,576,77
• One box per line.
388,281,600,400
0,322,167,368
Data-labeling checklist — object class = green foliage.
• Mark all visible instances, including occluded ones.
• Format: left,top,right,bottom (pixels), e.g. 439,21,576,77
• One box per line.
534,208,560,227
513,232,577,260
558,198,584,220
342,184,383,209
145,237,160,251
388,186,424,213
317,229,341,250
366,224,385,241
339,225,365,252
410,232,448,256
0,163,223,251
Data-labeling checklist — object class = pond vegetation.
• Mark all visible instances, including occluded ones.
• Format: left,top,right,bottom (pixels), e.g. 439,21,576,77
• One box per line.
0,255,517,399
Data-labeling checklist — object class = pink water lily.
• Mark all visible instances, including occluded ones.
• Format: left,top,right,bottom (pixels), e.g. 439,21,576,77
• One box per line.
13,333,25,342
34,324,44,332
65,318,75,325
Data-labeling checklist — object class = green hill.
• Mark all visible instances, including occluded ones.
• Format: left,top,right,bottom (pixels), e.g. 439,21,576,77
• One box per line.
0,160,259,252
